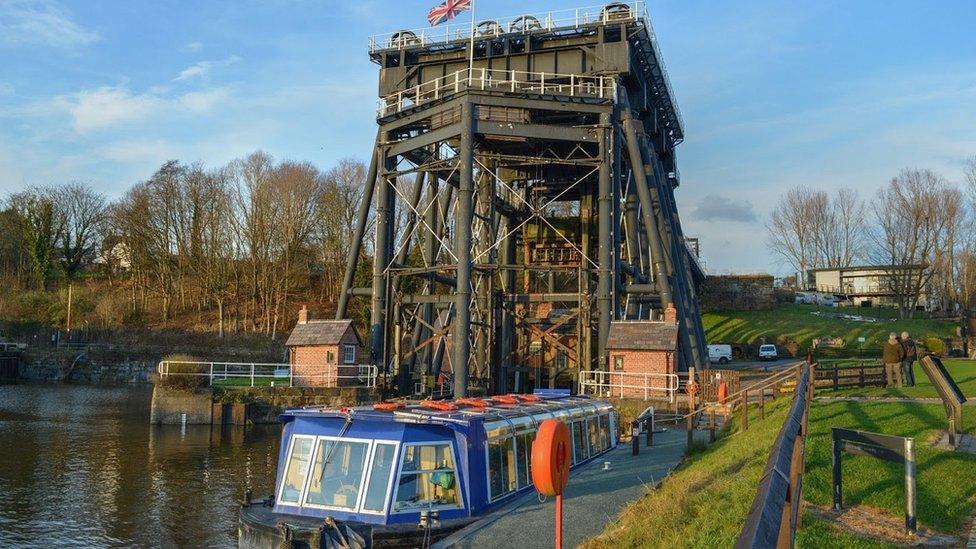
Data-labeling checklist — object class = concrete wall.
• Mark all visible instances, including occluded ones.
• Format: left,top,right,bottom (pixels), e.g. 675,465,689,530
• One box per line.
18,349,154,384
150,386,214,425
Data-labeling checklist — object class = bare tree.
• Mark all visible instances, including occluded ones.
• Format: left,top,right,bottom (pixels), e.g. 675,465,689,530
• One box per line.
55,183,107,331
7,187,64,289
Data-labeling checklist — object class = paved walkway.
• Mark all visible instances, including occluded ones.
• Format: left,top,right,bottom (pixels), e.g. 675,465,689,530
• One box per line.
434,428,708,549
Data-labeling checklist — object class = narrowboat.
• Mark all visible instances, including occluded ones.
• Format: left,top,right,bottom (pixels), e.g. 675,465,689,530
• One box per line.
239,391,618,548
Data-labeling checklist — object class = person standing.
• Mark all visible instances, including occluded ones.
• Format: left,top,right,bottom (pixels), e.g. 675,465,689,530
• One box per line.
900,331,917,387
882,332,905,388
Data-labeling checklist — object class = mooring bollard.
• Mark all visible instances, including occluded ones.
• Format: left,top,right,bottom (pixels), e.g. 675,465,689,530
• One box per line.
646,417,653,447
632,421,640,456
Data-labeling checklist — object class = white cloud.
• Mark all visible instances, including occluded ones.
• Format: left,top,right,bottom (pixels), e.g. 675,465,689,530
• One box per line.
179,87,231,113
182,41,203,52
174,55,241,81
58,86,163,133
101,139,178,163
0,0,99,48
691,194,758,223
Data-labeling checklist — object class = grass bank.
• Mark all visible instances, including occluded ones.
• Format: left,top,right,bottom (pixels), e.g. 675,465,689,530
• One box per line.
703,304,958,357
821,358,976,399
585,396,976,547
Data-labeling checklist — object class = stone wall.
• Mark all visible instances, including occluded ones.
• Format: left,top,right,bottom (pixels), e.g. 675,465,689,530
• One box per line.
150,386,214,425
18,348,155,384
216,386,382,424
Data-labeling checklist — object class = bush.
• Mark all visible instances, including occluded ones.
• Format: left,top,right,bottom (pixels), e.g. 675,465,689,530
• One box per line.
922,337,945,357
154,353,208,391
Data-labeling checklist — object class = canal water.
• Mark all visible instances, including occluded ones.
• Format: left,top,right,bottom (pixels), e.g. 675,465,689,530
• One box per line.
0,383,281,548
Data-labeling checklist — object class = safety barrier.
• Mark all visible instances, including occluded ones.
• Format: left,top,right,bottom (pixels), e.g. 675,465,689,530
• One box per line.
578,370,679,402
156,361,379,388
735,362,813,548
377,67,616,117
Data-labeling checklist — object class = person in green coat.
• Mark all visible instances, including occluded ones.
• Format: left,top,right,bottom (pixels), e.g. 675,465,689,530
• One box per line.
882,332,905,387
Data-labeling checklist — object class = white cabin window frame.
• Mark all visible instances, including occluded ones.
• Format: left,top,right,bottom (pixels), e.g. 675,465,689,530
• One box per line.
390,441,465,514
300,435,375,513
358,440,401,515
276,434,317,507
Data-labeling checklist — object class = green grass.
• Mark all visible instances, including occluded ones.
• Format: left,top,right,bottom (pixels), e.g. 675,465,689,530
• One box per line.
211,376,287,388
804,401,976,534
820,358,976,399
584,395,976,547
703,304,958,358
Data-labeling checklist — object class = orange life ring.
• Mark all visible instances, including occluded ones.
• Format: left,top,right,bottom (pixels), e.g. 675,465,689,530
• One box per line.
456,398,490,408
686,381,699,396
516,394,541,402
373,402,404,412
491,395,520,405
531,419,571,496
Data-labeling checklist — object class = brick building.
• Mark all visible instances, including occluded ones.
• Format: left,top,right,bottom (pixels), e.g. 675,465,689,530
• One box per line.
605,304,679,398
285,306,364,387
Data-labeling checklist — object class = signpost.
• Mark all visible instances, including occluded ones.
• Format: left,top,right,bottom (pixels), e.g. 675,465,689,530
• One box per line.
832,428,917,534
918,355,967,446
532,419,571,549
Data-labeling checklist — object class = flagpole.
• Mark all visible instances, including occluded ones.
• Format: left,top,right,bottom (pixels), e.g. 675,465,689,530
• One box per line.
468,0,476,75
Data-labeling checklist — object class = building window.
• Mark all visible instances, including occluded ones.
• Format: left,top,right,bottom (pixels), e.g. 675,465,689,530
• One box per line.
327,350,335,364
343,344,356,364
614,355,624,371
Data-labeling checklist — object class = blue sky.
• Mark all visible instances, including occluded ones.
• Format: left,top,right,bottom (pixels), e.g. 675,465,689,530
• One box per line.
1,0,975,273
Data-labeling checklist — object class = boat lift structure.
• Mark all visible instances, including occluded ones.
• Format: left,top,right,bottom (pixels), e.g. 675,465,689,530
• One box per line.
336,2,706,397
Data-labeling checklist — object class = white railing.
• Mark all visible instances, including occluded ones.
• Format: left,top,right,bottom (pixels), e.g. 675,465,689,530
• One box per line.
378,67,616,117
369,2,646,53
156,361,379,389
579,370,679,402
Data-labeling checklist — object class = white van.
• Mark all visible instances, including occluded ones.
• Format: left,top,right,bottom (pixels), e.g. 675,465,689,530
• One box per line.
759,344,778,360
708,344,732,365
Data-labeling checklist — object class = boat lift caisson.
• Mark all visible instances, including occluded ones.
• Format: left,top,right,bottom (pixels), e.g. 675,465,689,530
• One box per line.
239,392,618,548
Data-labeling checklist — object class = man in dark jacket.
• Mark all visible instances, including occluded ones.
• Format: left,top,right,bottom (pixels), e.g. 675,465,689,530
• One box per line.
882,332,905,387
900,331,917,387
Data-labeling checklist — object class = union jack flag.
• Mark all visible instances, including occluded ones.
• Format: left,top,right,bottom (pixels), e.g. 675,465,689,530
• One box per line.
427,0,471,26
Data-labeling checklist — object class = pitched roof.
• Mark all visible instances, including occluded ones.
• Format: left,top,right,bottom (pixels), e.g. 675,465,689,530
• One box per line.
606,321,678,351
285,319,360,347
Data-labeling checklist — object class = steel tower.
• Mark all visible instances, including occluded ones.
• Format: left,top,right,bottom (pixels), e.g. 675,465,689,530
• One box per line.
337,2,707,397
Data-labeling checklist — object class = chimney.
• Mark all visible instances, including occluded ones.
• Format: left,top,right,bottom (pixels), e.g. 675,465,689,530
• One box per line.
664,303,677,325
298,305,310,325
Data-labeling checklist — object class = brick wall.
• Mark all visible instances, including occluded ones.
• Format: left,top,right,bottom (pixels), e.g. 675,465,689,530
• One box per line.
607,349,676,399
289,333,364,387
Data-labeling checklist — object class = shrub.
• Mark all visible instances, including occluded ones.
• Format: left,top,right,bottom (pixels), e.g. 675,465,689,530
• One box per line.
922,337,945,357
775,335,799,357
154,353,208,391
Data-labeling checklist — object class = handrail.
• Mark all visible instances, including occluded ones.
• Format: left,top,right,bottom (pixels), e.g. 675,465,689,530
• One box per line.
377,67,615,117
578,370,679,402
157,360,379,389
735,362,813,548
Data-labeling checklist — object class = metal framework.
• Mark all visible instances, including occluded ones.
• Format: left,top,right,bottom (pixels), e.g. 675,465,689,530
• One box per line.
338,2,707,397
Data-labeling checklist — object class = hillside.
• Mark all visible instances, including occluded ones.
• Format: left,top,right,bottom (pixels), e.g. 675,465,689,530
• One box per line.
703,304,959,357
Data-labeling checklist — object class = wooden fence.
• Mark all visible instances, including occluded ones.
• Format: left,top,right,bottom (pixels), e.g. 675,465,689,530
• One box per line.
736,362,813,548
814,363,886,390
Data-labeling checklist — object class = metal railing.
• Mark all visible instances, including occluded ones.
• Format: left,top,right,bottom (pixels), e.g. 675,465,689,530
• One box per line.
369,2,646,53
578,370,679,402
736,362,813,548
377,67,616,117
156,361,379,388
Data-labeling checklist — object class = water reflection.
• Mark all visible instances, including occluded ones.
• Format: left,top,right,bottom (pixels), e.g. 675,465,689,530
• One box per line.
0,383,280,548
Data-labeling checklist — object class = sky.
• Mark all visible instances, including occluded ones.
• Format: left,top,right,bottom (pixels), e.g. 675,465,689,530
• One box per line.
1,0,975,274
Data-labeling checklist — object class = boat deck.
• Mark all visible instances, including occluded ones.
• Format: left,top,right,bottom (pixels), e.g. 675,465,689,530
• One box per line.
434,427,708,548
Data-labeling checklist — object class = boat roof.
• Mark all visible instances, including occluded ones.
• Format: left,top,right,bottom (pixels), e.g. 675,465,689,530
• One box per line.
280,392,613,428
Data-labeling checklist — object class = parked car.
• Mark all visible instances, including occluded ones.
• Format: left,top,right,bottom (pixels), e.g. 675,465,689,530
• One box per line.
758,344,778,361
707,344,732,365
0,342,26,352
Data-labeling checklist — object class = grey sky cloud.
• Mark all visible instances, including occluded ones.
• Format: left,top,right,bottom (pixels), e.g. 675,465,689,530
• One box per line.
691,194,758,223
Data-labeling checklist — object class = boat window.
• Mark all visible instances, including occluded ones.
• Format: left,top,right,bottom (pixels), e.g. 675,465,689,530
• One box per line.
598,414,610,450
394,443,461,512
361,442,398,513
278,436,315,505
304,439,370,510
588,418,600,454
515,431,533,488
488,437,517,501
572,421,588,463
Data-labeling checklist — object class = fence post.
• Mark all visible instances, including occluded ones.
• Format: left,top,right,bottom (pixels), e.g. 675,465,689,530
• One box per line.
859,366,865,387
709,409,716,442
832,432,843,510
632,421,640,456
209,363,214,386
759,388,765,420
833,367,839,391
741,389,749,431
686,412,694,450
250,363,255,387
905,437,917,534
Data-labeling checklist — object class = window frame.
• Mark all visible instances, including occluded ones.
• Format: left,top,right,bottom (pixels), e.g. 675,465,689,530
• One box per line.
358,440,401,515
485,435,519,502
390,441,465,514
299,435,375,513
276,434,318,506
342,344,356,364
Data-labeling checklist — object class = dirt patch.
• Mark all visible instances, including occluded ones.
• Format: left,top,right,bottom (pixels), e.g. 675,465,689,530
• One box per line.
806,504,961,547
